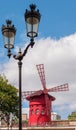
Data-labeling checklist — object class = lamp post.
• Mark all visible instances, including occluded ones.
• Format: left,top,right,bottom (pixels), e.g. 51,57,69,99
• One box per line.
2,4,41,130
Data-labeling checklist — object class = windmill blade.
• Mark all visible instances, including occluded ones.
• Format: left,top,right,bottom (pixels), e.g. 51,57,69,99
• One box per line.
22,90,42,100
47,83,69,92
36,64,46,90
22,91,37,99
28,90,43,98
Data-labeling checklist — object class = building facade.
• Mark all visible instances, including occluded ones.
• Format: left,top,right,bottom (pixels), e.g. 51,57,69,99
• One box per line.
51,112,61,121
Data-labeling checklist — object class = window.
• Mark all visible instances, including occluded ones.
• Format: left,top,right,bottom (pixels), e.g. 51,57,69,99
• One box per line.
36,109,39,114
42,109,45,115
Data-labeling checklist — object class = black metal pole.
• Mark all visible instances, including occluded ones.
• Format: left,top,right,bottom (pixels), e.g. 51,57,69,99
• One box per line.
18,60,22,130
12,43,35,130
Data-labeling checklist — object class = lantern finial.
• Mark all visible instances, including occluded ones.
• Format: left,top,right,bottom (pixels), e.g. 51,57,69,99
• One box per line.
6,20,12,26
30,4,36,11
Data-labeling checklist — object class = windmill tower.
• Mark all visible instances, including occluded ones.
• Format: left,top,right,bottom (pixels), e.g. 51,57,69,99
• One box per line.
22,64,69,126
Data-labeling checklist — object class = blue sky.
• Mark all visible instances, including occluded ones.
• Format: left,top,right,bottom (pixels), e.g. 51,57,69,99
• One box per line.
0,0,76,120
0,0,76,40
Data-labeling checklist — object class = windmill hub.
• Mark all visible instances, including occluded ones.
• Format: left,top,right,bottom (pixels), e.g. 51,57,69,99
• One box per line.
43,88,48,94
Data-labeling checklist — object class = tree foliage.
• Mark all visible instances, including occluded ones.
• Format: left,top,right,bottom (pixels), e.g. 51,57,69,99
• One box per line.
0,74,19,125
68,112,76,120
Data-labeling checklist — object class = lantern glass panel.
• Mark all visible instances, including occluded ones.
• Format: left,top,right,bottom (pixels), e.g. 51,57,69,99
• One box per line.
3,31,15,49
26,17,39,38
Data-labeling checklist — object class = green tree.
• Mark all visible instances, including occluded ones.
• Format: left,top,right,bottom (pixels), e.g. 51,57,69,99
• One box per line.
0,74,19,127
68,112,76,120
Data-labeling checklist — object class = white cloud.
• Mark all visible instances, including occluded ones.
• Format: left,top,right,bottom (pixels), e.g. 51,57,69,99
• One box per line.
1,33,76,119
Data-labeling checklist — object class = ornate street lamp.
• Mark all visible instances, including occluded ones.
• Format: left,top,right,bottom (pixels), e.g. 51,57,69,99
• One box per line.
2,4,41,130
25,4,40,38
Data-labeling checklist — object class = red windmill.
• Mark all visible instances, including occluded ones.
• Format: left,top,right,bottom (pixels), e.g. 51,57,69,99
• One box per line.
22,64,69,126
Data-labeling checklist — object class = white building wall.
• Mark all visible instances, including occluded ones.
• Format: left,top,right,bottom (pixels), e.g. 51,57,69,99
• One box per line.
51,112,61,120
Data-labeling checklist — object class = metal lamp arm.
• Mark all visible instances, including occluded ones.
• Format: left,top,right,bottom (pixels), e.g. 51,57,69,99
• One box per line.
22,42,32,57
13,39,35,61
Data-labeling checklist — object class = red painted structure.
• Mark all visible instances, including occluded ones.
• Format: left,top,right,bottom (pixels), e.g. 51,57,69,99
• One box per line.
22,64,69,126
26,91,55,126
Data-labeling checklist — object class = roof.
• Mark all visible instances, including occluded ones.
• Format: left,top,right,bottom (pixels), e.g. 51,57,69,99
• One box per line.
26,90,55,101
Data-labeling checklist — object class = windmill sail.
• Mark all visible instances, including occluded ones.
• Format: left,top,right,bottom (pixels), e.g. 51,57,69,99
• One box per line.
36,64,46,90
47,83,69,92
